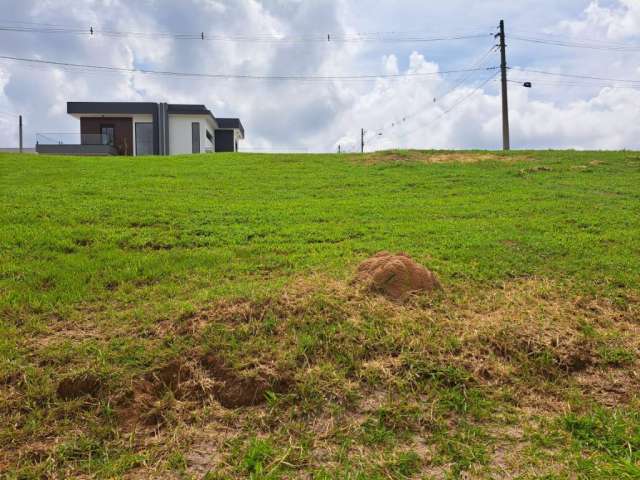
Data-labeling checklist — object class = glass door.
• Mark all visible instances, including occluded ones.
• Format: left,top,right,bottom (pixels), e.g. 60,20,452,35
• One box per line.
135,123,153,156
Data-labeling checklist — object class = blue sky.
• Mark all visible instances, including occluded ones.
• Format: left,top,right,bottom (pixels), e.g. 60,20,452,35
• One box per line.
0,0,639,151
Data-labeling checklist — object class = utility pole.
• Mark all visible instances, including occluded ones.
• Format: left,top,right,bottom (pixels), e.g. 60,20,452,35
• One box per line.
19,115,23,153
361,128,364,153
496,19,510,151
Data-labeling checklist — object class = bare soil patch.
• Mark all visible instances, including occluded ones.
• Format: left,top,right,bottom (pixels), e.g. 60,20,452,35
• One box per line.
201,353,292,408
56,373,102,399
117,353,293,429
575,367,640,406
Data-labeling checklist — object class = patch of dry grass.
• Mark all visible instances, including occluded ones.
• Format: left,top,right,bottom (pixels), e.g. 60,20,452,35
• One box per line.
352,149,535,165
3,272,639,478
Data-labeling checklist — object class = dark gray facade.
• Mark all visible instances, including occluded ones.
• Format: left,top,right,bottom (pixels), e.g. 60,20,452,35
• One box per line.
214,118,244,152
214,130,235,152
36,144,118,156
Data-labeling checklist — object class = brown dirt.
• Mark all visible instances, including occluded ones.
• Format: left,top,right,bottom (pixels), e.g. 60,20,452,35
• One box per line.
0,371,23,387
185,425,236,477
355,251,441,300
575,367,640,406
56,373,102,399
201,353,291,408
118,353,293,429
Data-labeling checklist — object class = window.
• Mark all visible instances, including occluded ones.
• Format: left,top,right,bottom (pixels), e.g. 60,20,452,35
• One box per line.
135,123,153,156
205,130,214,153
100,125,115,145
192,122,200,153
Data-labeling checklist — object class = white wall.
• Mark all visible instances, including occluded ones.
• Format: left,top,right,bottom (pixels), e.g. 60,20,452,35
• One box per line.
168,114,215,155
234,129,243,151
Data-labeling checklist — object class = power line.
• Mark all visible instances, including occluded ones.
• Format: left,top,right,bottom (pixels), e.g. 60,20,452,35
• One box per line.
506,77,640,89
439,45,498,97
367,70,499,150
510,35,640,52
0,18,490,37
0,22,492,43
365,43,498,139
394,71,499,143
510,28,640,48
516,68,640,85
0,54,498,82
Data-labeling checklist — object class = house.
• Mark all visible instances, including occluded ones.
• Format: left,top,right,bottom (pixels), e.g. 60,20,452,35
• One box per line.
35,102,244,156
214,118,245,152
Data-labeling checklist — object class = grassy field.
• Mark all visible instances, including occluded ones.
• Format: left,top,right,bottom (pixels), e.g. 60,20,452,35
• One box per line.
1,150,639,479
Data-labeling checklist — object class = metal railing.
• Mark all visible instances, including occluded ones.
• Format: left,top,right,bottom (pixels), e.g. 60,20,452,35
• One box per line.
36,132,114,145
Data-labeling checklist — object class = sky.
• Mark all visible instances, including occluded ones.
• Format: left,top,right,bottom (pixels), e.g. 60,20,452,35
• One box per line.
0,0,639,152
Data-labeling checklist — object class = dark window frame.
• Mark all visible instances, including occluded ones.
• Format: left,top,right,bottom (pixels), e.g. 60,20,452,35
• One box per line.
192,122,200,153
100,124,115,146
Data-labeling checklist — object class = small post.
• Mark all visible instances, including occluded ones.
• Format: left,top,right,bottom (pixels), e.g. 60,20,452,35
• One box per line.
497,20,510,150
19,115,23,153
361,128,364,153
338,144,341,154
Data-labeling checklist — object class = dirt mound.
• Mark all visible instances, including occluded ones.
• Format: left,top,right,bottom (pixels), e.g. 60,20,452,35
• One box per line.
355,252,441,300
57,374,102,399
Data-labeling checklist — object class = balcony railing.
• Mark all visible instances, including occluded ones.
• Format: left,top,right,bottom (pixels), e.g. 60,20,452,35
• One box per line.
35,132,119,156
36,132,114,146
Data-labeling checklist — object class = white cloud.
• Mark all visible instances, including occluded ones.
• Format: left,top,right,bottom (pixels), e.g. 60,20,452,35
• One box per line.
557,0,640,40
0,0,639,151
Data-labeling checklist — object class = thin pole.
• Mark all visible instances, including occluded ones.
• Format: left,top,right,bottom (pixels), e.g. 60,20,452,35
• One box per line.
19,115,23,153
497,20,510,150
361,128,364,153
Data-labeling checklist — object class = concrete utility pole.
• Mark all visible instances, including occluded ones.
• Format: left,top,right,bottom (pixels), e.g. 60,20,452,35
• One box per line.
497,20,510,151
19,115,23,153
361,128,364,153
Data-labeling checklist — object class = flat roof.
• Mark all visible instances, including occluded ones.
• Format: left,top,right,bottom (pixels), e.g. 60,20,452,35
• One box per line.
216,118,245,138
67,102,157,115
67,102,218,126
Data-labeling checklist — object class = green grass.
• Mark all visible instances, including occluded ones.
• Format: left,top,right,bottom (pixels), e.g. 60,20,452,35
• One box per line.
1,150,639,478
